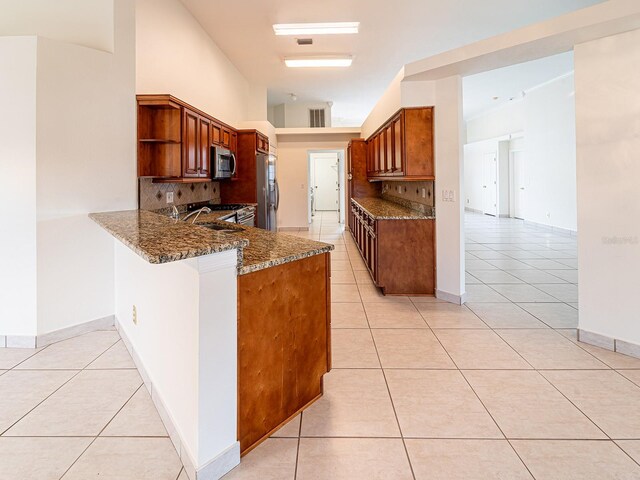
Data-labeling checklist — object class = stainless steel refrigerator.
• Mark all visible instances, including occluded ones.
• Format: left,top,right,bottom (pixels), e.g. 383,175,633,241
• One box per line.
256,153,279,231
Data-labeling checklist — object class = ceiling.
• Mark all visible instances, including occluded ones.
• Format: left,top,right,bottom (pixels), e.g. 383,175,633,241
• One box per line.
463,51,575,120
180,0,603,126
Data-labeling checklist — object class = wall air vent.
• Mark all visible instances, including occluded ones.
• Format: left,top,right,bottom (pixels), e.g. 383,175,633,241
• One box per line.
297,38,313,45
309,109,326,128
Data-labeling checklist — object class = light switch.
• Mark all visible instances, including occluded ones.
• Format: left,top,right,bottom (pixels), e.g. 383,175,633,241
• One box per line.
166,192,174,204
422,188,426,198
449,190,455,202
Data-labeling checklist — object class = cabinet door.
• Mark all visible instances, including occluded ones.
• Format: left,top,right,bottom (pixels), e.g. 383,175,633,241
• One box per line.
222,128,231,148
211,123,222,145
182,110,199,177
392,115,403,175
378,131,385,174
385,125,393,174
199,117,211,177
373,136,380,173
230,132,238,156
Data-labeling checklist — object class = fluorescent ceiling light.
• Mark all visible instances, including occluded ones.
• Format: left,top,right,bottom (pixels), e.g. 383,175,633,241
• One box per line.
284,56,353,68
273,22,359,36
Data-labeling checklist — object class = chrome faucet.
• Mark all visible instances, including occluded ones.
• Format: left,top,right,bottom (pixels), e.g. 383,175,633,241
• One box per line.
170,205,180,220
182,206,212,224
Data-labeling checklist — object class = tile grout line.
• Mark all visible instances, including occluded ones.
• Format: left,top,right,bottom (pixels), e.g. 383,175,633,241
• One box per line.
57,383,146,480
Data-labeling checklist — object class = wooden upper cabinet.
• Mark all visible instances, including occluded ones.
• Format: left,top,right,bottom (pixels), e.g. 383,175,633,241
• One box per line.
199,117,211,177
136,94,242,182
222,127,231,148
211,123,222,146
182,110,211,178
392,114,403,175
385,124,393,174
182,110,200,177
256,132,269,154
365,107,434,180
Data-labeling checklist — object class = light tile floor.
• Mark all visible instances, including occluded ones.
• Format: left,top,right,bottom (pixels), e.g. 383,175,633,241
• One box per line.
2,211,640,479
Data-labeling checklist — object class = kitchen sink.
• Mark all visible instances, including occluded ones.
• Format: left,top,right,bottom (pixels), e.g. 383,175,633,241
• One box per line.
199,223,244,233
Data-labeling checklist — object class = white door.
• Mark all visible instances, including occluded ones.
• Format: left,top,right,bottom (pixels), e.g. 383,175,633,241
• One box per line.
314,154,339,211
481,153,497,216
512,151,525,219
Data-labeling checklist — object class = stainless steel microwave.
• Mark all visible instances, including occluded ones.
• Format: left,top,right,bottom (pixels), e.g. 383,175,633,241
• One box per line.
212,146,236,179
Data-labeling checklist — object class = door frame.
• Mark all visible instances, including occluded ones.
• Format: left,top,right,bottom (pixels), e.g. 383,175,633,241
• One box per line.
509,148,525,219
307,149,345,225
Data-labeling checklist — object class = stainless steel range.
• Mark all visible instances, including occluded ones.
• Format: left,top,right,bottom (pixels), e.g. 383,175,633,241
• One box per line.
204,204,256,227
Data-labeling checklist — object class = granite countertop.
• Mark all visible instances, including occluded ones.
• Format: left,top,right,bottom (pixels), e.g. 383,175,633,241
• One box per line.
351,197,434,220
90,210,333,275
190,217,334,275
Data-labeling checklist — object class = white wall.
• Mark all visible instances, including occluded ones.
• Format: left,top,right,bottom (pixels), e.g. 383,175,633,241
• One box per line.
115,245,239,475
0,0,136,338
0,0,114,52
276,133,359,229
523,73,577,231
464,74,577,231
466,101,524,144
270,102,333,128
0,37,38,337
361,69,404,138
433,77,466,302
136,0,249,127
575,28,640,346
35,1,137,335
463,139,497,212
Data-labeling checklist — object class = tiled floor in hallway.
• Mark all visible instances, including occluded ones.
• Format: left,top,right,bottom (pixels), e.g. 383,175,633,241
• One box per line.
2,211,640,479
227,211,640,479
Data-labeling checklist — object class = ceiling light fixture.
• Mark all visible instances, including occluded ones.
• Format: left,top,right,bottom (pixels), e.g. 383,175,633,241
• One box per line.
273,22,359,36
285,56,353,68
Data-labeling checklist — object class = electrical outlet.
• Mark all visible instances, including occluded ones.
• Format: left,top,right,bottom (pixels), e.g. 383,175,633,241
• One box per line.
132,305,138,325
422,188,426,199
397,186,402,194
166,192,174,204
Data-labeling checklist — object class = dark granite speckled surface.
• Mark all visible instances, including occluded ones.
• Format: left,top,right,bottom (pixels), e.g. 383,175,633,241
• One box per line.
90,210,333,275
351,197,434,220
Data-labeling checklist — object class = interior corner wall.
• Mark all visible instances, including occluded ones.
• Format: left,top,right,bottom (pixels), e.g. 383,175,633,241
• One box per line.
0,36,38,337
0,0,114,52
35,0,137,335
361,69,404,138
135,0,249,126
574,28,640,346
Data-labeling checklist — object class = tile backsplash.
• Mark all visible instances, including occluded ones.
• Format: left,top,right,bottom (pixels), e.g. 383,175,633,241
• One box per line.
138,178,221,211
381,180,435,215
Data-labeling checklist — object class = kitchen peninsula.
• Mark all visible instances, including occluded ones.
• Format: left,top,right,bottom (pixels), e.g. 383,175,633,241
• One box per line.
90,209,332,473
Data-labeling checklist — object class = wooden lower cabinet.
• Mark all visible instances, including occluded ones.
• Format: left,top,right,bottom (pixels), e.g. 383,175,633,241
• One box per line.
237,253,331,455
351,201,435,295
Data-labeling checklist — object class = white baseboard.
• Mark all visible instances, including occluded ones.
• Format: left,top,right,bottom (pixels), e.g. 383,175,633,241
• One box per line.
278,226,309,232
6,335,36,348
578,329,640,359
523,219,577,237
37,315,115,347
464,207,483,214
436,289,467,305
2,315,115,349
115,318,240,480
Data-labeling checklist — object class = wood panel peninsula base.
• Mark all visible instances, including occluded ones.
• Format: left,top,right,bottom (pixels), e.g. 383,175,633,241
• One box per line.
237,252,331,455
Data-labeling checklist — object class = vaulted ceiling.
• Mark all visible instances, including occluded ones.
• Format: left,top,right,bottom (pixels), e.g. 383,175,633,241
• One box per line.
180,0,603,126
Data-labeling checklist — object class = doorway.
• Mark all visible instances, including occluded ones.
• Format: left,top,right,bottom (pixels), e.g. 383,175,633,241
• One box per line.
481,152,497,216
510,150,525,219
308,150,345,225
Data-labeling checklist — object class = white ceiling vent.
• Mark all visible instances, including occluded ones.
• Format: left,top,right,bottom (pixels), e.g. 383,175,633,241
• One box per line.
309,109,326,128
